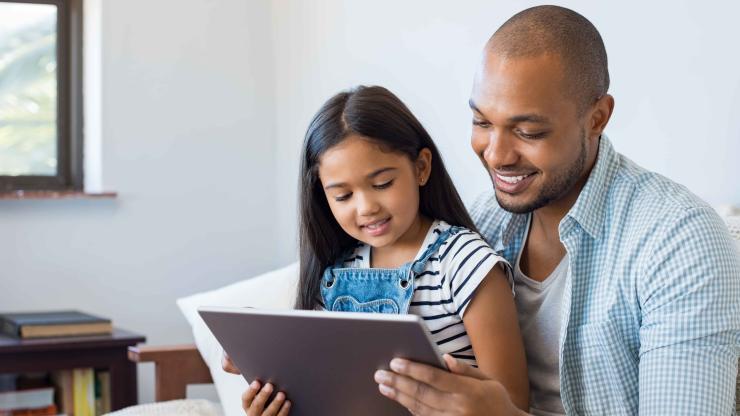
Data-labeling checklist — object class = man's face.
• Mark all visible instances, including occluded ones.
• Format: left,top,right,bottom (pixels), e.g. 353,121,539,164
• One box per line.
469,53,593,214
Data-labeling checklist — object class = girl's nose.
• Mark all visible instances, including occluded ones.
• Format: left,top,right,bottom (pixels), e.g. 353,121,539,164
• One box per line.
356,192,380,216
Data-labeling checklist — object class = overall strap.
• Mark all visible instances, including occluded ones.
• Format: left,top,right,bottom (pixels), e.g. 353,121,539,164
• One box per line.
410,225,462,274
324,245,360,280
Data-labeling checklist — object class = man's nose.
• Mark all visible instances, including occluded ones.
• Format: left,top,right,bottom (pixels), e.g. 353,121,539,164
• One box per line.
483,130,518,170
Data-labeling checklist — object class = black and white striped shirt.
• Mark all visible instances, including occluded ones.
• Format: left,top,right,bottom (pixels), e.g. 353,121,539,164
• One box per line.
345,220,509,367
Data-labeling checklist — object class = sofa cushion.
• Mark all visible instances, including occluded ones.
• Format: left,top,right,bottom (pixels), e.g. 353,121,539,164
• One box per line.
106,399,223,416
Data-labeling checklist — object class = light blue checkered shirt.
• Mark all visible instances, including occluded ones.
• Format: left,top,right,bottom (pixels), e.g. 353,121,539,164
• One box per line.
469,135,740,415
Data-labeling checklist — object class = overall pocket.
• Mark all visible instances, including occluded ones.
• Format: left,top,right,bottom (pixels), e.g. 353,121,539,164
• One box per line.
330,295,400,314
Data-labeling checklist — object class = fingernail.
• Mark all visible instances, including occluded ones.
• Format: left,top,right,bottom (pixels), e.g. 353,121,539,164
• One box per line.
250,380,260,389
374,370,390,383
264,383,273,393
390,359,407,372
275,392,284,400
378,384,394,397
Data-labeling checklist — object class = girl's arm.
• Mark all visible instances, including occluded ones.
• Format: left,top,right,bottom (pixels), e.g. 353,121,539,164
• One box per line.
463,264,529,411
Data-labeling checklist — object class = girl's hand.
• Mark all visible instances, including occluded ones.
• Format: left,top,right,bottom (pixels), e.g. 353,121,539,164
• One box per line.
242,380,291,416
222,350,240,374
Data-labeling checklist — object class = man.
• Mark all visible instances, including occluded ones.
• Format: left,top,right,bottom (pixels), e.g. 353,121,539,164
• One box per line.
372,5,740,415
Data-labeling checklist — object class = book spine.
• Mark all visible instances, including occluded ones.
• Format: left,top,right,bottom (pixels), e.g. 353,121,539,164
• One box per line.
94,371,101,416
0,317,20,338
52,370,74,415
72,369,94,416
94,371,111,416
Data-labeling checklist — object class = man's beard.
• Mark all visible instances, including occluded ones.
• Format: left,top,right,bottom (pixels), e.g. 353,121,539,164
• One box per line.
495,130,587,214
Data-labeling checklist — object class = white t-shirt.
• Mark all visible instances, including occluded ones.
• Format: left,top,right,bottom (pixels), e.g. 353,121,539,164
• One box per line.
514,215,567,416
343,220,509,367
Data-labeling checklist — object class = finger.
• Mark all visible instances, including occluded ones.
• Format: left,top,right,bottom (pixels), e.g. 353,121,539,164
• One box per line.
250,383,274,414
378,382,444,416
374,370,449,410
389,358,462,392
276,400,291,416
222,351,241,374
443,354,488,380
263,391,286,416
241,381,261,409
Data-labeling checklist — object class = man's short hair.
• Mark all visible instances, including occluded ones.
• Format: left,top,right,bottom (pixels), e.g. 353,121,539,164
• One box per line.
488,5,609,115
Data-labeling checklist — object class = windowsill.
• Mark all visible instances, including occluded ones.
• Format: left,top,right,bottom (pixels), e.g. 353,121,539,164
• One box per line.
0,190,117,200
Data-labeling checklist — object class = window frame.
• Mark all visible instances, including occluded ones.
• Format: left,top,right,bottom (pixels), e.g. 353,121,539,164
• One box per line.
0,0,83,192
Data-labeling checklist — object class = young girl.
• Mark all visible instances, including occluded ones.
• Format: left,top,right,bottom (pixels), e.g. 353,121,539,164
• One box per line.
240,86,528,416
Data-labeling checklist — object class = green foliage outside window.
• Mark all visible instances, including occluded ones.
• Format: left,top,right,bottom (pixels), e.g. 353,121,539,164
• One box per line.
0,4,57,176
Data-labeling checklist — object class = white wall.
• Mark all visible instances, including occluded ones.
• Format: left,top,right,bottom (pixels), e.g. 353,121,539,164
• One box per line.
0,0,279,404
2,0,738,407
270,0,740,260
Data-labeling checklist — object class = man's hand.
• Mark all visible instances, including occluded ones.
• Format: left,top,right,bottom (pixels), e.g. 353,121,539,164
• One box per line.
222,350,241,374
374,354,527,416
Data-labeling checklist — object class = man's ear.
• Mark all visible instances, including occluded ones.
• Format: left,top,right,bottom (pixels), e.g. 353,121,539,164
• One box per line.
415,148,433,186
588,94,615,139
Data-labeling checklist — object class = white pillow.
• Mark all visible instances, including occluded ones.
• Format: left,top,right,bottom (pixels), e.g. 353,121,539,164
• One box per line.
722,215,740,250
177,262,299,416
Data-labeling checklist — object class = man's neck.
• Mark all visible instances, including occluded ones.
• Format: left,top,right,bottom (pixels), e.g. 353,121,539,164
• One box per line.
522,195,579,281
521,143,599,279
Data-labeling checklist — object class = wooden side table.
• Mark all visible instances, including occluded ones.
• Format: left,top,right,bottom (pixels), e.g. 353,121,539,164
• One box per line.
0,328,146,411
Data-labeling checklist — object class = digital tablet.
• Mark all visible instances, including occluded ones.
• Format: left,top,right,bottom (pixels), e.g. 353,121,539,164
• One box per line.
198,306,447,416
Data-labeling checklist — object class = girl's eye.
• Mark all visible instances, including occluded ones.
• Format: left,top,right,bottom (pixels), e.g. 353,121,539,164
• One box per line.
472,119,491,128
517,130,547,140
373,180,394,190
334,193,351,202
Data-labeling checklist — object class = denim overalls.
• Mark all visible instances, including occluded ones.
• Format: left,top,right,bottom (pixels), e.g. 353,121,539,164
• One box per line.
320,226,460,314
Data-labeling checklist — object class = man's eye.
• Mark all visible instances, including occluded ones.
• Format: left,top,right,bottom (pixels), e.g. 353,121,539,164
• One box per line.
334,193,351,202
518,131,547,140
373,180,394,190
472,119,491,128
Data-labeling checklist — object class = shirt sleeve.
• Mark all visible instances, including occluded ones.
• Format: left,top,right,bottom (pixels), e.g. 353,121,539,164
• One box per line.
638,207,740,415
438,228,511,318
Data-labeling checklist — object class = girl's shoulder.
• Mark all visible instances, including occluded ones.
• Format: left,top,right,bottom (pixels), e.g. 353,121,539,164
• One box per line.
429,219,500,265
425,220,495,268
431,220,488,245
425,220,510,309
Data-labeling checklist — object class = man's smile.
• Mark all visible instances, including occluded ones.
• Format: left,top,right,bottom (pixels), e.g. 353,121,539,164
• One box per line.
493,171,538,194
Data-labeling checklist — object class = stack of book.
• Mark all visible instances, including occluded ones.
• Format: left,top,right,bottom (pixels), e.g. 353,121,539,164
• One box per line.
0,311,112,339
0,311,114,415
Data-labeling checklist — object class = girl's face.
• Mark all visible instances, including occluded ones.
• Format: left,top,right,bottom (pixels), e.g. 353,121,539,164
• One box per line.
318,134,431,249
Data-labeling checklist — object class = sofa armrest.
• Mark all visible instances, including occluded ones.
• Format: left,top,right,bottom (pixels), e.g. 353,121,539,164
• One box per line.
128,344,213,402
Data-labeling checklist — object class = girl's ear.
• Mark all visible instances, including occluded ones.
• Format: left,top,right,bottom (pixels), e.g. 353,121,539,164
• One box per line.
415,148,433,186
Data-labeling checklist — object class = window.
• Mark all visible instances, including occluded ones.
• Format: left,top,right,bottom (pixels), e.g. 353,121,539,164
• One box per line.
0,0,82,192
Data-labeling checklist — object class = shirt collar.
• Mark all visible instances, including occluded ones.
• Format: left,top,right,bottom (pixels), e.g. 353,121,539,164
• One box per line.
563,134,619,240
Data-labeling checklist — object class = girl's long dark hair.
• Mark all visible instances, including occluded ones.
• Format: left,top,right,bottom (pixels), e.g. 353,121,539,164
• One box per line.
296,85,477,310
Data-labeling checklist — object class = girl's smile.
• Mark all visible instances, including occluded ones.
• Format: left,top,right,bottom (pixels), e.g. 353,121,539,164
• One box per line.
361,217,392,237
